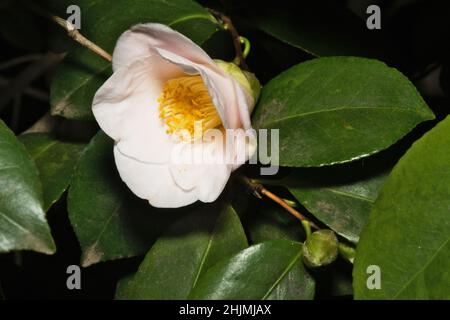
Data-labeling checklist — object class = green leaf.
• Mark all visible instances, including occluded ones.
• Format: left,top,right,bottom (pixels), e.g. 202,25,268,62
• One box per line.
19,133,85,211
115,273,135,300
285,163,390,243
353,116,450,299
116,202,248,299
253,4,379,57
189,240,315,300
253,57,434,167
246,202,305,244
49,0,218,120
0,120,55,254
68,131,176,267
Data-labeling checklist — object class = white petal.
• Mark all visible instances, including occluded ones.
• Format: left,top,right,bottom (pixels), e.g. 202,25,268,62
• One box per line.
230,128,258,171
234,80,253,130
170,162,230,203
112,23,216,72
93,57,184,163
95,23,257,208
168,126,257,202
113,23,247,130
169,131,232,202
155,49,242,129
114,146,197,208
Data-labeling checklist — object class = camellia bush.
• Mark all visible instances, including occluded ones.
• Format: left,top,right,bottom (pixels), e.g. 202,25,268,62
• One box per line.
0,0,449,300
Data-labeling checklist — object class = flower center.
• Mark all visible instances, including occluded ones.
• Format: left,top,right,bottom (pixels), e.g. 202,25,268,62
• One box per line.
158,75,222,140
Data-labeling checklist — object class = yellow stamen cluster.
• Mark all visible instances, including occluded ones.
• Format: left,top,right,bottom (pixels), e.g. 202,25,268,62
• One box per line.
158,75,222,140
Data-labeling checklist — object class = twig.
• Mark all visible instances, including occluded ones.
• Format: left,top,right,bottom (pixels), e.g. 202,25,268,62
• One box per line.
0,54,43,71
0,53,62,112
339,242,355,264
0,76,48,102
237,175,320,230
209,9,249,70
28,3,112,62
51,16,112,62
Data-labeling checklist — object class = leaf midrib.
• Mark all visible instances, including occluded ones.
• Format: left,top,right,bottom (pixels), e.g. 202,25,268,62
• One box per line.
0,163,44,240
190,217,219,290
0,211,32,234
325,188,375,203
259,25,319,57
261,249,302,300
81,198,122,262
54,63,110,110
258,106,430,129
392,236,450,299
29,140,59,160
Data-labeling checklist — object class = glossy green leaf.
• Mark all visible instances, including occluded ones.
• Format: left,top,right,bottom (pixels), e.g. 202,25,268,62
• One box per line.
68,131,176,267
253,4,379,57
19,133,85,211
189,240,315,300
116,202,248,300
285,164,389,243
49,0,218,120
0,120,55,254
115,273,135,300
353,116,450,299
246,202,305,244
253,57,434,167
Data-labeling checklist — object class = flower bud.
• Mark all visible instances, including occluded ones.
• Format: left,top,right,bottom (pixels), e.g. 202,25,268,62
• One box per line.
214,59,261,110
302,230,339,268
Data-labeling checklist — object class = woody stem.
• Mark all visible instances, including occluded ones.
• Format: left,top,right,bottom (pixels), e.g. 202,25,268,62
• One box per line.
28,3,112,62
209,9,249,70
237,175,320,230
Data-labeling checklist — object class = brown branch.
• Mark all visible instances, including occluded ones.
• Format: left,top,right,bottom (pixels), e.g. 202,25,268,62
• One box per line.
52,16,112,62
209,9,249,71
237,175,320,230
28,3,112,62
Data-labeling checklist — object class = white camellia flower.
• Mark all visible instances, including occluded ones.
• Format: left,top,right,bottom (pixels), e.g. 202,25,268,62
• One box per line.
92,23,260,208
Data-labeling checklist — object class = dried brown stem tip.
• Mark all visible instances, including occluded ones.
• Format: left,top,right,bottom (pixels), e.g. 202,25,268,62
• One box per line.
27,2,112,62
52,16,112,62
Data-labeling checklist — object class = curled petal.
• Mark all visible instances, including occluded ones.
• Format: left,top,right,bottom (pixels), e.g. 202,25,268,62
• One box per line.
234,79,254,130
114,146,197,208
112,23,216,72
94,23,258,208
169,131,232,202
112,23,249,130
93,57,184,163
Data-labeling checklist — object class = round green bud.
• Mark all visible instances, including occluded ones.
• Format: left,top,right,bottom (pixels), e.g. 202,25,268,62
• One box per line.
302,229,339,269
214,59,261,110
